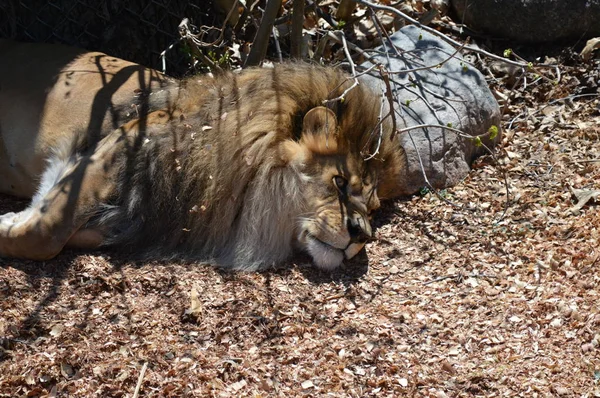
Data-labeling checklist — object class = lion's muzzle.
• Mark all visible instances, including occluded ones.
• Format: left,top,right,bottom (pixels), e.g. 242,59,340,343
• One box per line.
301,210,373,270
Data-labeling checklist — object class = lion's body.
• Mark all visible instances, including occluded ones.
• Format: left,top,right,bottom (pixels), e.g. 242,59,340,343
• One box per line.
0,40,405,270
0,39,169,198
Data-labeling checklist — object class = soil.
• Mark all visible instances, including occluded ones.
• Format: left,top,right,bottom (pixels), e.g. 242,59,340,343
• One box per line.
1,10,600,398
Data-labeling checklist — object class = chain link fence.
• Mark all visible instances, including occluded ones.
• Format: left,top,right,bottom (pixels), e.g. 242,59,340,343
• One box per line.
0,0,223,76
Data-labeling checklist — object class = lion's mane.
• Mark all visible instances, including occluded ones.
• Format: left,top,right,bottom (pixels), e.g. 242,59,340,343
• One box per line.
91,64,396,270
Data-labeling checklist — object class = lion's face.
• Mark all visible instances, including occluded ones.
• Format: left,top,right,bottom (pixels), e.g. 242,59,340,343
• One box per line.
297,154,380,270
283,106,381,270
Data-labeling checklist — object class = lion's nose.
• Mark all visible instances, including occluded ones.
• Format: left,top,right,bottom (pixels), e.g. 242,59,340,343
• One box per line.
347,214,372,243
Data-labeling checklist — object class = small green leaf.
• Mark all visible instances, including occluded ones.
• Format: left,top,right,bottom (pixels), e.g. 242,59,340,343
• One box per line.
462,64,469,72
473,136,482,147
405,99,411,106
419,33,423,40
527,62,533,70
337,20,346,28
503,48,513,58
488,125,499,140
446,122,453,128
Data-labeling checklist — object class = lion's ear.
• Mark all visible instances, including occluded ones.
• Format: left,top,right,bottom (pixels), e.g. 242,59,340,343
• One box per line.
301,106,340,155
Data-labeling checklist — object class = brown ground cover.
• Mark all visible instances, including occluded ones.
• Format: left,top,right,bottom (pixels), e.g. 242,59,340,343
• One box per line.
1,40,600,398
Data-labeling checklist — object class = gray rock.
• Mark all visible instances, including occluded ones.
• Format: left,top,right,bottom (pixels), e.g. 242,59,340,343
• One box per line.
451,0,600,43
361,25,501,195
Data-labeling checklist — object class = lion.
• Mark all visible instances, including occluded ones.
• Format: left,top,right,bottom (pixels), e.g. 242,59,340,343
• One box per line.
0,39,405,271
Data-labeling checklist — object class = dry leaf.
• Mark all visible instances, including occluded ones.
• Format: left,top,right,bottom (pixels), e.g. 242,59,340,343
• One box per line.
581,37,600,60
49,325,64,338
60,363,75,379
567,187,600,214
185,286,203,317
230,379,247,391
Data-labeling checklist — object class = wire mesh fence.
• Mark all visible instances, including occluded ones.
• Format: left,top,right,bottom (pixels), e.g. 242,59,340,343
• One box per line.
0,0,222,76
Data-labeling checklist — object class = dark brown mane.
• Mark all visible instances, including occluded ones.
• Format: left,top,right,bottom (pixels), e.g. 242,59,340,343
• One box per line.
89,63,400,269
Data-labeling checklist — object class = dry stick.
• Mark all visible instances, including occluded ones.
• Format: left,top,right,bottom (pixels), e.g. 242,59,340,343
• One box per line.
245,0,283,67
272,26,283,63
173,7,240,74
325,31,360,102
132,362,148,398
323,27,475,209
424,273,498,286
323,31,381,64
322,64,380,105
510,51,561,84
290,0,305,59
177,19,221,72
367,8,509,217
214,0,240,26
325,3,507,215
181,0,238,49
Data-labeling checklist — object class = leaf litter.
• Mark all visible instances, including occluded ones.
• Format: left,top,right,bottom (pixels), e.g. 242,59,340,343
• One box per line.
1,7,600,398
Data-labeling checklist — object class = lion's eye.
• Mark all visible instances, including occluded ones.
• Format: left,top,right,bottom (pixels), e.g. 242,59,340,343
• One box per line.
333,175,348,191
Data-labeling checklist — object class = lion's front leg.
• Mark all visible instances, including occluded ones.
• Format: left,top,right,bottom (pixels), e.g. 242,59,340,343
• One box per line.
0,131,130,260
0,212,19,227
0,207,67,260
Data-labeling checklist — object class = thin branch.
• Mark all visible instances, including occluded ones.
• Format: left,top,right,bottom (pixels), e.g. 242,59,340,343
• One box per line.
290,0,305,59
245,0,283,67
396,123,491,140
424,272,497,286
321,31,363,104
322,63,380,105
132,362,148,398
179,0,238,49
272,26,283,63
323,30,381,64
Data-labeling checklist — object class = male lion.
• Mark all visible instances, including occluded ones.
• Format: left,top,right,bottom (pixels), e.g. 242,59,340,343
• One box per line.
0,40,405,270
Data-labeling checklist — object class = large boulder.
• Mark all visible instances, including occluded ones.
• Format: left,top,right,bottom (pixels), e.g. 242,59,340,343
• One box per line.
451,0,600,43
361,25,501,195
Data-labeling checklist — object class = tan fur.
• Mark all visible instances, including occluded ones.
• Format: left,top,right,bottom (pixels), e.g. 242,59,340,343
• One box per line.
0,40,406,270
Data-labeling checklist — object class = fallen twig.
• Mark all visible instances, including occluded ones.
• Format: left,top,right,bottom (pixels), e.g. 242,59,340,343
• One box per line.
132,362,148,398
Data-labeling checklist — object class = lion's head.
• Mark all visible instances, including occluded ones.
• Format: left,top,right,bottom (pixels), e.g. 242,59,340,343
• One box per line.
282,106,382,269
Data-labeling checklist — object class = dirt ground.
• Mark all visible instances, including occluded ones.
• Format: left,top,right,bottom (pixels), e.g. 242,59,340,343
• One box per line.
2,33,600,398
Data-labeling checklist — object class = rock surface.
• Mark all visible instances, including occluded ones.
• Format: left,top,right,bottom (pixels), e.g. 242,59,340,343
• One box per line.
361,25,501,195
451,0,600,43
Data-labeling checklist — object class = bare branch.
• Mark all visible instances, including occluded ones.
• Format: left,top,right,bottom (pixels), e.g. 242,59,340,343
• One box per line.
322,31,362,104
213,0,240,27
245,0,283,67
290,0,305,59
132,362,149,398
272,26,283,63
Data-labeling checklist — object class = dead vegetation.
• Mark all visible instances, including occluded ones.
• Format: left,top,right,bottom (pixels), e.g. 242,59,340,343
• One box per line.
2,1,600,396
